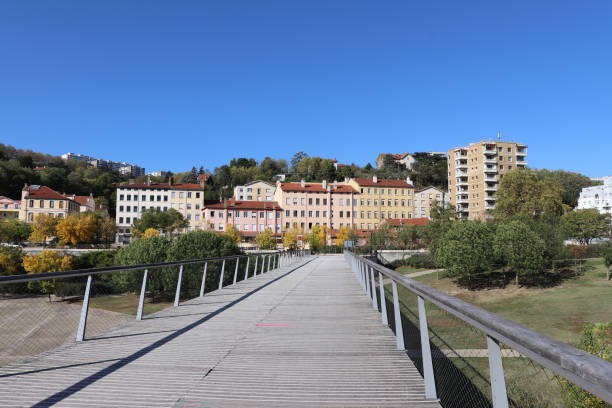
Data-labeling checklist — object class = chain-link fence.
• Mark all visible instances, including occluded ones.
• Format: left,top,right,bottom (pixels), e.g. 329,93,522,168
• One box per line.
346,251,612,408
0,251,303,369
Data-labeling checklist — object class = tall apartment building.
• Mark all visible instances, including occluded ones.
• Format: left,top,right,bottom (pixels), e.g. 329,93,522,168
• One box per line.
62,153,145,176
274,180,358,232
448,141,527,220
115,175,208,243
234,181,275,201
19,185,80,223
347,176,416,230
577,176,612,215
414,187,449,219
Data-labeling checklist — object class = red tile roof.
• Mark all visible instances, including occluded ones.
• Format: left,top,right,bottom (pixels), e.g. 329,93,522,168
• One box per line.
71,196,92,206
23,185,73,201
205,199,282,210
385,218,429,227
279,182,357,193
352,178,414,188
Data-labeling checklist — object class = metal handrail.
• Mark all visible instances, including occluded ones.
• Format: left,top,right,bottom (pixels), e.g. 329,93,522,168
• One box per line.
345,250,612,406
0,251,285,285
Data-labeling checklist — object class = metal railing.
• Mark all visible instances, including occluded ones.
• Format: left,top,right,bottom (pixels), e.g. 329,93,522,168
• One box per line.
0,249,309,367
345,251,612,407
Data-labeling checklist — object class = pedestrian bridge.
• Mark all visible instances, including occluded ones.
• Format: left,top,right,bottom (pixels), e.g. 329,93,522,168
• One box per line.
0,253,610,407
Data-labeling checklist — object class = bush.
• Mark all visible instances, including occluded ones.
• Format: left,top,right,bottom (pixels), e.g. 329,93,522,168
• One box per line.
73,250,117,269
0,246,25,276
406,253,437,269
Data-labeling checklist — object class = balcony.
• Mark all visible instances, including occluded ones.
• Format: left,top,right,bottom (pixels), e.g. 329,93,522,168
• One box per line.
456,195,469,204
485,203,496,210
456,178,468,186
485,175,497,182
455,169,468,177
485,183,498,191
483,145,497,154
484,165,497,173
456,161,468,169
483,155,497,164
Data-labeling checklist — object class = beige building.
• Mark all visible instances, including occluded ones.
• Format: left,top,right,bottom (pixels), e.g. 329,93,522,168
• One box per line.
448,140,527,220
414,187,450,219
274,180,358,233
115,174,209,242
0,196,21,220
375,153,415,169
64,193,96,213
348,176,416,230
19,185,81,223
234,180,275,201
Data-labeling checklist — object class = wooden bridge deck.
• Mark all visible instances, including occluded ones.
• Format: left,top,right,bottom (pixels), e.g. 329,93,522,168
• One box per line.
0,256,441,408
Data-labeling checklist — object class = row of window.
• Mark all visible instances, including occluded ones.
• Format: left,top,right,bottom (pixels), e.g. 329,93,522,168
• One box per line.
119,203,202,212
118,214,201,225
26,212,65,222
285,197,354,206
28,199,67,209
359,199,411,207
217,223,280,232
210,210,281,219
358,188,410,195
118,191,201,202
237,187,273,193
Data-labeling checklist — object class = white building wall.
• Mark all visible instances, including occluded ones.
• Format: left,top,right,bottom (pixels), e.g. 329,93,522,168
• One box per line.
577,176,612,215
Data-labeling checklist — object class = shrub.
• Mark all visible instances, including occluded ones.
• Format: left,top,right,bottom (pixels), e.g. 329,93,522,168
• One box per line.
73,250,117,269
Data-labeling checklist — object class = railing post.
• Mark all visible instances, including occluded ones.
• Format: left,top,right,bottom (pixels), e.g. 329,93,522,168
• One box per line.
369,266,378,310
487,335,510,408
244,257,250,280
233,258,240,284
267,254,271,272
392,281,405,350
174,264,183,307
199,262,207,297
378,271,388,325
76,274,92,342
417,296,437,400
260,255,265,274
365,263,372,297
218,259,225,290
137,269,148,320
254,256,259,276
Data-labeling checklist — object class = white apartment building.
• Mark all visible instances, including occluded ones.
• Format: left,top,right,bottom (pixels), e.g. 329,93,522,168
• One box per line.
115,175,208,243
414,187,450,219
234,180,276,201
577,176,612,215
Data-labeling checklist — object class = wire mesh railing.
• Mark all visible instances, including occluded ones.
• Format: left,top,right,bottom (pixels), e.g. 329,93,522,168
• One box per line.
0,250,309,368
345,250,612,408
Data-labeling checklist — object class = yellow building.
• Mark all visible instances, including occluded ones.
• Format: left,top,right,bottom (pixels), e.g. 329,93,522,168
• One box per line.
348,176,416,230
448,140,527,220
19,185,80,223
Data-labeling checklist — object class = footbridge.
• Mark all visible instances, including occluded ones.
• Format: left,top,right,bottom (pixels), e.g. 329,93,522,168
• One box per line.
0,252,610,407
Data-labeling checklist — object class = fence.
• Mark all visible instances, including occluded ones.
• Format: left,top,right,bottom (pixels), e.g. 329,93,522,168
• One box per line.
0,250,309,368
345,250,612,408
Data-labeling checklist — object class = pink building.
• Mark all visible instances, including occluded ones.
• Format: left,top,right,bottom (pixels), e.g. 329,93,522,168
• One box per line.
203,200,283,237
274,180,358,232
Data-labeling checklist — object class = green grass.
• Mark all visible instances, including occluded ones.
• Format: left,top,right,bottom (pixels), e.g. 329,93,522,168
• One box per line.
395,265,431,275
412,258,612,345
76,294,172,316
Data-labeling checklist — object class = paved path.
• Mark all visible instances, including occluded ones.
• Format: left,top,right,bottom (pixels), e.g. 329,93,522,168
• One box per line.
0,256,440,408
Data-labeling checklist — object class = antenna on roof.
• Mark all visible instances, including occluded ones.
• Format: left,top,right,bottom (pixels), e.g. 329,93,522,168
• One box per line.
496,131,502,141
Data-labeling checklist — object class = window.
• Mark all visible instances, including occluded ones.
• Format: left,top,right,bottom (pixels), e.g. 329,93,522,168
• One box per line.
300,210,305,217
346,211,350,217
286,210,290,217
381,189,385,194
163,196,168,201
339,211,343,218
268,212,273,219
150,195,154,201
286,198,291,205
316,211,320,217
293,198,298,205
49,201,55,208
210,211,215,217
119,195,124,200
316,198,320,205
244,224,249,231
119,217,123,224
323,199,327,205
374,200,378,206
360,211,365,218
218,224,224,231
196,192,200,198
127,195,131,201
141,195,146,201
301,198,305,205
293,210,298,217
360,199,364,206
381,200,385,207
171,192,176,198
133,206,137,212
259,212,264,218
308,198,313,205
243,211,248,217
179,192,184,199
252,212,256,218
219,211,224,218
374,212,378,218
235,211,240,218
187,204,192,210
187,192,192,198
126,217,131,224
276,212,281,218
195,204,200,210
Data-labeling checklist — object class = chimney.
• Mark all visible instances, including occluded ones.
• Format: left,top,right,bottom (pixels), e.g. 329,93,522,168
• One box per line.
322,180,327,190
146,175,151,186
373,175,378,184
169,176,173,186
300,179,305,188
344,177,349,183
406,176,412,185
333,180,337,189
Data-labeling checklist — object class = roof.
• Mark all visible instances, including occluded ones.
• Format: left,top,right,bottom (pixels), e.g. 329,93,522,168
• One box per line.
352,178,414,188
279,182,357,194
385,218,429,227
0,196,19,202
23,185,74,201
71,196,93,206
241,180,275,187
379,153,411,160
415,186,445,193
205,199,282,210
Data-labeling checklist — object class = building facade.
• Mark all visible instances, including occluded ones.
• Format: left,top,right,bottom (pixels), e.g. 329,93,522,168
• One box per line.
19,185,80,223
414,187,449,219
62,152,145,176
274,180,358,232
577,176,612,215
115,175,208,242
447,140,527,220
375,153,415,169
347,177,416,230
64,194,97,213
203,200,283,237
234,180,276,201
0,196,20,220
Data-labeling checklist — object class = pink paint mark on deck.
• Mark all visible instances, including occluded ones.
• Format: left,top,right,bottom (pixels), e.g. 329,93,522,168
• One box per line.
256,324,290,327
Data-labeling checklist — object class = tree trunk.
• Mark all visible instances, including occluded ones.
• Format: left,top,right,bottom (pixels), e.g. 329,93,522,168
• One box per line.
515,271,519,286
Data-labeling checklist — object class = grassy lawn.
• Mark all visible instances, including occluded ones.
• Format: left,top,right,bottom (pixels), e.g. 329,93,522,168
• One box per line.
412,258,612,345
73,293,172,316
395,265,432,275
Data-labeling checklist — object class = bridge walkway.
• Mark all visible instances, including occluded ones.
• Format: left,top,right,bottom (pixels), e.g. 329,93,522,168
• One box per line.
0,256,440,408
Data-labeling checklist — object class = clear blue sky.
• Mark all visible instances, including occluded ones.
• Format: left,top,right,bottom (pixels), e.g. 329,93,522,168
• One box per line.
1,1,610,176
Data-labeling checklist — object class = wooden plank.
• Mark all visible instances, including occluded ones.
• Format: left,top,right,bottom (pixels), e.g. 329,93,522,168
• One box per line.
0,256,440,408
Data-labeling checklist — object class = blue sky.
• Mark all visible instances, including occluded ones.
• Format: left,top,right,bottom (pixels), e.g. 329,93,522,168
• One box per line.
0,1,610,176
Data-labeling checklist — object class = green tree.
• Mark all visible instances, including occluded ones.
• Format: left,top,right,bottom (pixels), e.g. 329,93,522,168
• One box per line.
436,221,494,284
0,246,24,276
132,209,188,237
255,229,277,249
396,225,425,249
562,209,611,245
367,223,394,250
29,214,58,244
493,221,546,285
427,204,455,257
22,250,73,301
225,224,241,244
290,152,308,170
282,227,300,249
0,219,31,243
494,169,568,219
536,169,597,208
